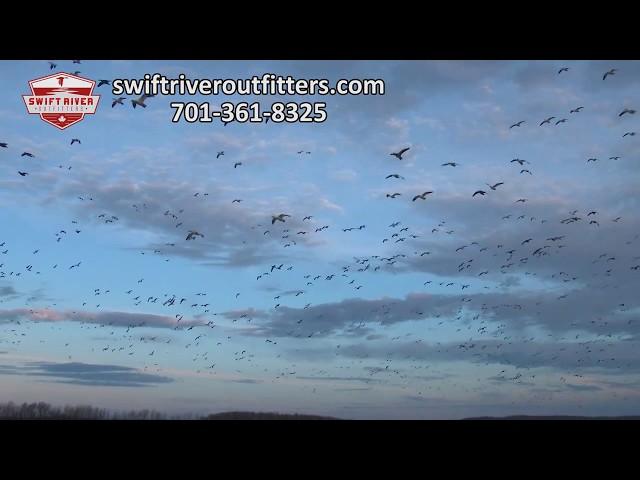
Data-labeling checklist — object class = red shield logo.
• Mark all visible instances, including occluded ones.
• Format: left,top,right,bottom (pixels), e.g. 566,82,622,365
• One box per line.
22,72,100,129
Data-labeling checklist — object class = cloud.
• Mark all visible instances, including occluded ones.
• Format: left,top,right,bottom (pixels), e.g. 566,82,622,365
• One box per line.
0,308,204,330
565,383,603,392
333,387,372,392
49,176,333,267
222,378,263,384
239,293,456,338
240,280,640,341
0,286,18,298
220,308,269,321
0,361,173,387
337,337,640,373
296,375,381,384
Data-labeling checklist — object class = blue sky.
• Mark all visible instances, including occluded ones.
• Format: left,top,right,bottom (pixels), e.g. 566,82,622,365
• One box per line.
0,60,639,419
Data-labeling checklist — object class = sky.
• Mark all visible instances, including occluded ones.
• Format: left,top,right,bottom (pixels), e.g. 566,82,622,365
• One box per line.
0,60,639,419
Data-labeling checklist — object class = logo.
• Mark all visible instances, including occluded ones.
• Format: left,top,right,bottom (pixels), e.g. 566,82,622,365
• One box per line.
23,72,100,129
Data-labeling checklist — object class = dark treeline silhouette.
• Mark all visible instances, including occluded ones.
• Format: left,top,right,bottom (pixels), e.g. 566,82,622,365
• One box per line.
0,402,337,420
5,403,636,420
0,402,169,420
202,411,338,420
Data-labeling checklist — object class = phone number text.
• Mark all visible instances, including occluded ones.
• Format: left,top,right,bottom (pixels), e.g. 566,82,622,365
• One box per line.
170,101,327,124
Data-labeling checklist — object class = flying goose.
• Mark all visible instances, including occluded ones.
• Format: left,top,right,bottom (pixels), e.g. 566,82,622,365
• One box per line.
186,231,204,241
412,191,433,201
272,214,290,224
132,94,154,109
390,147,410,160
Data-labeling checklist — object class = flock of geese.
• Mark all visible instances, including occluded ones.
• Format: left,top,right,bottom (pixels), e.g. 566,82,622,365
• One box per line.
0,61,639,412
